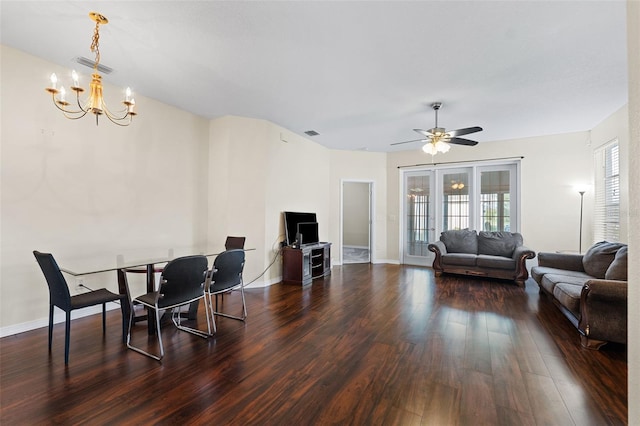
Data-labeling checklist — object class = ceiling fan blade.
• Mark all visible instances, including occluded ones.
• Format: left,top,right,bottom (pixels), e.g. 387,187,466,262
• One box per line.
413,128,434,137
390,138,426,146
447,126,483,137
448,137,479,146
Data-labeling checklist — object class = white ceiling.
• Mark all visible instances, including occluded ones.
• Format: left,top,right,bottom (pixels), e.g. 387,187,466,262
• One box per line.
0,1,628,152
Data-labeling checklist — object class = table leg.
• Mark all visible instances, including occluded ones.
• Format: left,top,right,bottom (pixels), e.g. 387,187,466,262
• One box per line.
146,264,156,335
116,269,131,344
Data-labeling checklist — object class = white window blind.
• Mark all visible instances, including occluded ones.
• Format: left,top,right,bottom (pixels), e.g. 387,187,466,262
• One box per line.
594,140,620,242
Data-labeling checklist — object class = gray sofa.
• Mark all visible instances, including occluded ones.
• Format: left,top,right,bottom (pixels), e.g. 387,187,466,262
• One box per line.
428,229,536,286
531,241,627,349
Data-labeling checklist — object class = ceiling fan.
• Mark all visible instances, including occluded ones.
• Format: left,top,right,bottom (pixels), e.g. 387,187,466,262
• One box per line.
392,103,483,155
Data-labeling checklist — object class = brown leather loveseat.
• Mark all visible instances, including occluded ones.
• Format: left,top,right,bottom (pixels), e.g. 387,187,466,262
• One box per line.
428,229,536,286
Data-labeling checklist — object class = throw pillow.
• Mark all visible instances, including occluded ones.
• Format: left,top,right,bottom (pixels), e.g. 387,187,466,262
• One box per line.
582,241,626,279
440,229,478,254
605,245,628,281
478,231,523,257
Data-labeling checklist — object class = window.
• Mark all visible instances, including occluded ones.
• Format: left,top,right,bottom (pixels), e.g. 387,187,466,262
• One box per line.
406,174,432,256
480,170,511,232
594,140,620,242
442,171,470,231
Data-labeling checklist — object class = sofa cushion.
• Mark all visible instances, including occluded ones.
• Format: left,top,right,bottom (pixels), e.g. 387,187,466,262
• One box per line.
531,266,592,283
553,283,582,317
440,229,478,254
478,232,522,257
540,273,591,295
476,254,516,270
582,241,626,279
605,246,628,281
441,253,477,267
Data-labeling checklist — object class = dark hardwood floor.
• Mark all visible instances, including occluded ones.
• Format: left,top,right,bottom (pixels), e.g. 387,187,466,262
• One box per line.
0,264,627,425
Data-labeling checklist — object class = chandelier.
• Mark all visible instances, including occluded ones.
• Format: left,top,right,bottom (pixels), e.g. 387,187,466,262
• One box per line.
45,12,136,126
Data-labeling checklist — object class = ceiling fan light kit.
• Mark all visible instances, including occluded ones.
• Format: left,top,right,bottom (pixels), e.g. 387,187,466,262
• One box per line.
392,102,482,156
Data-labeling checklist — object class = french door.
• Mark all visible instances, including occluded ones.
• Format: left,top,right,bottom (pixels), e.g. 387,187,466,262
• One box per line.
402,162,519,266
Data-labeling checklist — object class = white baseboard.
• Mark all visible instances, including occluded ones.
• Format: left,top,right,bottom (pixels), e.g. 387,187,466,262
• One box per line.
245,275,281,288
0,302,122,338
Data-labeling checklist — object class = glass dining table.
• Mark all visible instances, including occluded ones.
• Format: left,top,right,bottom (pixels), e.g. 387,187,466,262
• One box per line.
57,247,230,336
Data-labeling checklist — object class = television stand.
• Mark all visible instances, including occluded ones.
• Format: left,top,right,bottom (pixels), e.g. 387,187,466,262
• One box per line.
282,242,331,285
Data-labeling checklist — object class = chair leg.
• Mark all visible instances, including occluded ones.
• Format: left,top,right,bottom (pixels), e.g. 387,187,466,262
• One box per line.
121,299,129,344
102,303,107,335
206,293,217,334
64,311,71,365
127,305,163,361
48,305,54,352
211,286,247,322
155,307,164,360
172,305,211,339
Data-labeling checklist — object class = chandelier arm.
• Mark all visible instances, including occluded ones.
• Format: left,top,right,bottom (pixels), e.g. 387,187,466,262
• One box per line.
62,110,91,120
50,95,86,116
103,112,133,127
103,104,133,122
74,91,90,113
104,104,131,119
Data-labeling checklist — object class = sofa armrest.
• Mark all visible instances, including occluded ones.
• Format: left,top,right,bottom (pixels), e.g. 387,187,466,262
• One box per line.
512,246,535,261
428,240,447,254
578,279,627,345
428,241,447,272
513,246,536,284
537,252,585,272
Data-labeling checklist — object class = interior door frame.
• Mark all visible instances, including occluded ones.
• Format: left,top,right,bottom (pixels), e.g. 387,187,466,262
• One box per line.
340,179,374,265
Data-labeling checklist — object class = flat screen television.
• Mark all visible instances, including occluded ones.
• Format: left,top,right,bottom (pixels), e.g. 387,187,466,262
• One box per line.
283,211,317,246
297,222,319,246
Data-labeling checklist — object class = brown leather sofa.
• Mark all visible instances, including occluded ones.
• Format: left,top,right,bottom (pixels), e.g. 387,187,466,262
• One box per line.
531,241,627,349
428,229,536,286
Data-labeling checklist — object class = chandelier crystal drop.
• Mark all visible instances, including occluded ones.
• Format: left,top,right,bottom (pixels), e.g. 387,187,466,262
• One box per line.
45,12,136,126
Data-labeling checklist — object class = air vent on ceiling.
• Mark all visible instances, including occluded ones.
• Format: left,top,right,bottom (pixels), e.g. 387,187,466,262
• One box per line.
304,130,320,137
74,56,113,74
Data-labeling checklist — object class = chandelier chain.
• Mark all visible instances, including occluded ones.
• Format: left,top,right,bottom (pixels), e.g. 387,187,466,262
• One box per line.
90,21,101,71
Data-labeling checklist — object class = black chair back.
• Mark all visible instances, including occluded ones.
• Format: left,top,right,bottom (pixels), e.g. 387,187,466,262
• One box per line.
225,236,246,250
209,249,245,293
33,251,71,311
158,255,208,308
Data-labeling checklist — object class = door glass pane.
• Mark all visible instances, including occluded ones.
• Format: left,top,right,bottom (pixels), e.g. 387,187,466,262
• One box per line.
406,174,431,256
442,172,470,230
480,170,511,231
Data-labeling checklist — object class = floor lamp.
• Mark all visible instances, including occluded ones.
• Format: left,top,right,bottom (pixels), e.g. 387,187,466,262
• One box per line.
578,190,586,253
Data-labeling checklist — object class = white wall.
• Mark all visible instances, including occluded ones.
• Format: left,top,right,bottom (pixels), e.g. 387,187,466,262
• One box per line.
1,45,210,331
329,150,388,263
208,116,331,285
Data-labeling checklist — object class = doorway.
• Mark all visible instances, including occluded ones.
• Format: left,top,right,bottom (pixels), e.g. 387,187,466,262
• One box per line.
341,181,373,264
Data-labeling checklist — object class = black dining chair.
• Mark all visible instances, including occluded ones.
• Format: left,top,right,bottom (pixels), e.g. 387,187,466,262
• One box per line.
33,250,126,365
225,236,246,250
126,255,210,361
205,249,246,333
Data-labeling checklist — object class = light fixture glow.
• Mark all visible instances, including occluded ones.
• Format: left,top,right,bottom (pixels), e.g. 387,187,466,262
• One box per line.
422,137,451,155
45,12,136,126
